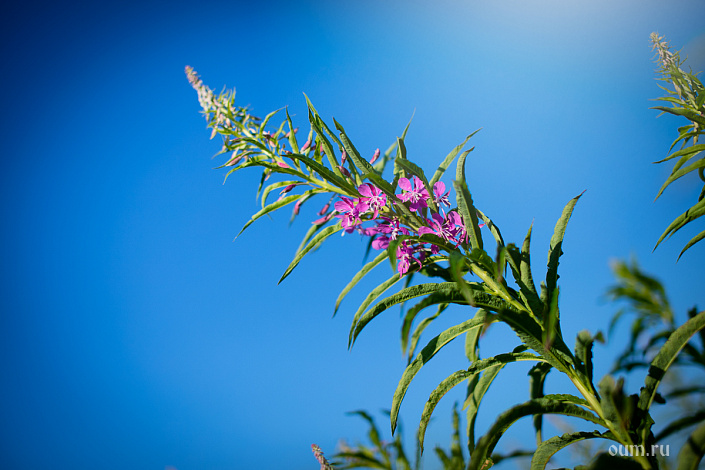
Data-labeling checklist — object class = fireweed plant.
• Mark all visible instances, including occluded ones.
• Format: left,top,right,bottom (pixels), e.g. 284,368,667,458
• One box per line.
186,34,704,470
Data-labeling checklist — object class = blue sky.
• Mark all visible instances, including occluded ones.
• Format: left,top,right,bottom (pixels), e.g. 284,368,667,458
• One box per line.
2,1,704,469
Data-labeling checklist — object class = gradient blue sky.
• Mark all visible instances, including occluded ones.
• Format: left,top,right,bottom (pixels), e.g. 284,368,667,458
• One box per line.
2,1,704,469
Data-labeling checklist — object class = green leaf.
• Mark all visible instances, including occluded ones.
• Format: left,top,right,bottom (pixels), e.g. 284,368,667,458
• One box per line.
653,143,705,165
285,108,299,153
528,362,552,444
348,274,402,347
507,223,543,318
417,352,545,452
678,229,705,261
655,409,705,442
335,250,389,316
468,397,605,470
401,298,446,359
453,149,483,251
236,192,316,239
597,375,633,441
258,107,282,137
279,222,343,283
287,152,356,193
654,198,705,251
677,420,705,470
333,118,379,177
465,363,503,454
297,217,333,254
575,331,597,387
497,307,574,372
652,105,705,126
260,180,302,208
530,431,615,470
352,282,473,348
308,109,345,177
391,310,495,434
545,192,584,306
655,155,705,199
429,130,480,187
638,310,705,413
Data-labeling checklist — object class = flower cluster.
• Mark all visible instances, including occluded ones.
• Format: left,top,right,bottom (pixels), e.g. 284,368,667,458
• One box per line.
329,176,470,276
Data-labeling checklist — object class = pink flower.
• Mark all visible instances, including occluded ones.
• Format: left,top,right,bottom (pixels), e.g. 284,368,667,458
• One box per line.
398,176,430,212
395,240,424,277
334,197,369,234
432,182,450,208
358,183,387,218
418,210,465,245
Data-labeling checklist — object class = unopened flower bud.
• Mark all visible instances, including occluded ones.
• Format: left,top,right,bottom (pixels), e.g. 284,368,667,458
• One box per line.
318,202,330,216
294,198,305,215
312,212,334,225
370,148,381,164
337,165,351,178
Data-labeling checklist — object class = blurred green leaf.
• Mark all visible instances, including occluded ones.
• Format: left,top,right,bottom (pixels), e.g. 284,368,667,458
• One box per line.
677,420,705,470
638,310,705,414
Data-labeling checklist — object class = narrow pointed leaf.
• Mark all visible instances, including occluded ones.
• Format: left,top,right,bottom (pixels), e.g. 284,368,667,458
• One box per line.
575,330,597,385
430,130,480,186
335,250,389,315
528,362,552,445
297,217,334,254
655,156,705,199
279,222,343,283
401,297,446,357
545,192,584,301
638,310,705,413
530,431,615,470
453,149,483,251
260,180,302,208
348,274,402,347
237,192,313,239
416,352,545,451
677,420,705,470
468,398,604,470
465,364,503,454
285,108,299,153
655,198,705,249
391,310,495,434
287,152,356,193
653,143,705,164
678,229,705,260
352,282,470,347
